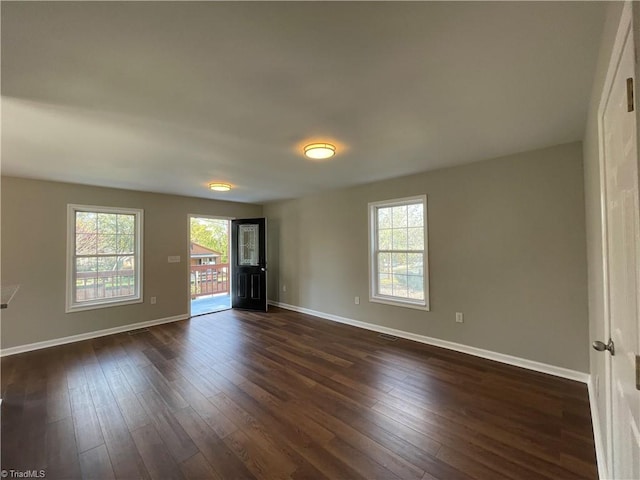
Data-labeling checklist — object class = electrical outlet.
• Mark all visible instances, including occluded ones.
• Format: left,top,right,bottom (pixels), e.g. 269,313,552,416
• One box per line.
456,312,464,323
355,296,360,305
150,296,157,305
282,285,287,292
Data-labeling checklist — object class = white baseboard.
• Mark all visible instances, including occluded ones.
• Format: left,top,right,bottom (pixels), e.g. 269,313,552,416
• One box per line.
269,300,590,383
588,378,608,479
0,313,189,357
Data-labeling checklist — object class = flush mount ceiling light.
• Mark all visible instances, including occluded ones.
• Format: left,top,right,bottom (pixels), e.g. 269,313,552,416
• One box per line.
209,182,232,192
303,143,336,160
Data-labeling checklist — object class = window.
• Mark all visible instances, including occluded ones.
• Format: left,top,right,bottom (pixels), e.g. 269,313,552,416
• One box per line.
238,224,260,266
66,205,143,312
369,195,429,310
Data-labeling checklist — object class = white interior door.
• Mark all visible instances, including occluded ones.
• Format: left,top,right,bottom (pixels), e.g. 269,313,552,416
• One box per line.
602,15,640,479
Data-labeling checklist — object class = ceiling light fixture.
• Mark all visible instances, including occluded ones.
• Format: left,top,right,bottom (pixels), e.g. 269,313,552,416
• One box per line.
303,143,336,160
209,182,232,192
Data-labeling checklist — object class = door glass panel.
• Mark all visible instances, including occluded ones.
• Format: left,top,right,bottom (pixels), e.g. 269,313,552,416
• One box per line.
238,224,259,266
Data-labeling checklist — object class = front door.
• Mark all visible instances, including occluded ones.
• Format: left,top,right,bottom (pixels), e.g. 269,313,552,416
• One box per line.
602,14,640,478
231,218,267,312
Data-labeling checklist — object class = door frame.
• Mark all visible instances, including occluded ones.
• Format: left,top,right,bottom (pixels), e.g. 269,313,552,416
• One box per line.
187,214,234,317
596,2,635,478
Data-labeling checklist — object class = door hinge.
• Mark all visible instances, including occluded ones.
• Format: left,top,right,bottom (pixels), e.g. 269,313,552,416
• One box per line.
636,355,640,391
627,77,634,112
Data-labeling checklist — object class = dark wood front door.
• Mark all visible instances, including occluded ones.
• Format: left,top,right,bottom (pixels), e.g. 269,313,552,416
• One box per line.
231,218,267,312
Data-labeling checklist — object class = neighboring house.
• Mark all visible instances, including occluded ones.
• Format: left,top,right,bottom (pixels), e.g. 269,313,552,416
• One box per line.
190,242,222,266
189,242,229,298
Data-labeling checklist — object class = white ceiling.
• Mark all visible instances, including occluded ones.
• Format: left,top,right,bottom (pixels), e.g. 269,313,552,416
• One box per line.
1,1,605,204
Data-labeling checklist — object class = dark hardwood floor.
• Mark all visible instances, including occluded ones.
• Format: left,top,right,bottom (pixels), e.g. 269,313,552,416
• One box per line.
1,307,597,479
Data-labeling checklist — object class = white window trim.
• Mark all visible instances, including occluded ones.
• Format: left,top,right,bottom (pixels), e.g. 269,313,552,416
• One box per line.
368,194,430,311
66,204,144,313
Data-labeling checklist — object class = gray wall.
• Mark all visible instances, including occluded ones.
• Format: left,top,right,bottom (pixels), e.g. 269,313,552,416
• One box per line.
583,1,625,471
266,142,589,372
0,176,262,349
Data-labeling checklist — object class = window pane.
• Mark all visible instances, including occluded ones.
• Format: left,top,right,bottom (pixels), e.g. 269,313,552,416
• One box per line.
392,252,408,275
96,257,117,299
407,203,423,227
377,207,392,229
392,274,408,298
377,252,392,273
378,273,393,296
116,256,136,295
76,258,97,302
104,269,136,298
98,234,117,254
103,276,116,298
117,234,134,254
378,229,392,250
76,212,97,233
392,206,408,228
407,253,424,276
407,275,424,300
76,233,97,255
97,256,117,272
76,278,97,302
76,257,96,274
238,224,259,266
117,255,135,272
117,214,135,235
407,227,423,250
97,213,118,235
392,228,408,250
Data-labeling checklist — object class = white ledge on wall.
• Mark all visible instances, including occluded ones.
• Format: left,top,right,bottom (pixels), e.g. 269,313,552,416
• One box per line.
0,314,189,357
268,300,589,384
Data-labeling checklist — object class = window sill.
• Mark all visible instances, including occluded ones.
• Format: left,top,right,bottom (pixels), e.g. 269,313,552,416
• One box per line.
369,296,430,311
66,296,143,313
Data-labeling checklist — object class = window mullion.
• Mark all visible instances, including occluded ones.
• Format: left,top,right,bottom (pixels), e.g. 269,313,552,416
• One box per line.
377,250,424,254
75,253,130,259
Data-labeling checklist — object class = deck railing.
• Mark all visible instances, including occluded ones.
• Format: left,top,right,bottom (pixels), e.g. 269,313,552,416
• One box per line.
75,270,136,301
75,265,230,301
191,263,229,298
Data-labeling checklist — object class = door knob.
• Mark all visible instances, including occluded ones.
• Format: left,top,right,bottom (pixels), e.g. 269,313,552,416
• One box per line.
592,339,615,356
